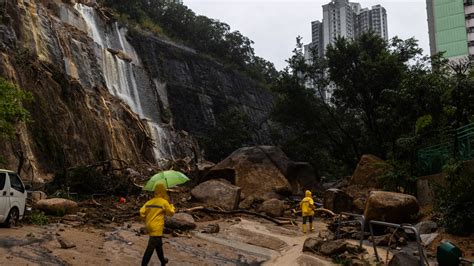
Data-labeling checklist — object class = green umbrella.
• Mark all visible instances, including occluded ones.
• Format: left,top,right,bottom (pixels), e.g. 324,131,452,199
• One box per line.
143,170,190,191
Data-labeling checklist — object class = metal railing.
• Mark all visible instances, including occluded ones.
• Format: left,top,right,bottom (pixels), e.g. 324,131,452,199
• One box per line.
418,122,474,175
368,220,425,266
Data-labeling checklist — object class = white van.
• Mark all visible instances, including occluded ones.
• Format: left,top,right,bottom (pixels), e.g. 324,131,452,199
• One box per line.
0,169,27,227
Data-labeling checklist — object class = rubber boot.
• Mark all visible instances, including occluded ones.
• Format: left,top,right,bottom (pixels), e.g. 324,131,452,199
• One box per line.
310,222,314,232
302,224,307,233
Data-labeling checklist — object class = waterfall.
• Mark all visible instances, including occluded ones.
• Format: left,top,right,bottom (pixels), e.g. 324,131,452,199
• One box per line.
74,4,171,161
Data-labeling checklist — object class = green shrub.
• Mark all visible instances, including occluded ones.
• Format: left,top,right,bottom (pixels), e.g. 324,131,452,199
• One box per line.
24,211,49,226
434,160,474,235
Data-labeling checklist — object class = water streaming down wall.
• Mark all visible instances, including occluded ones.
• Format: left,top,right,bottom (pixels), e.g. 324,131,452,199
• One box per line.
73,4,173,162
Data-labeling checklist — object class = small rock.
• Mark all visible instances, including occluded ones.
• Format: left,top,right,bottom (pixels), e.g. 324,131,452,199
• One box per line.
201,224,220,234
62,214,83,222
239,196,255,209
302,237,324,253
415,220,438,234
319,239,347,256
57,237,76,249
165,213,197,231
398,237,407,246
368,234,396,246
259,198,286,217
420,233,439,246
389,252,419,266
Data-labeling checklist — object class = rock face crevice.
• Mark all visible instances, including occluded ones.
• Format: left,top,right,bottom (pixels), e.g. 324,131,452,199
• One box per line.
0,1,274,182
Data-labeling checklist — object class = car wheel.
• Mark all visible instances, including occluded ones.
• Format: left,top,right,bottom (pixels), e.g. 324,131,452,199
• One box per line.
5,208,19,228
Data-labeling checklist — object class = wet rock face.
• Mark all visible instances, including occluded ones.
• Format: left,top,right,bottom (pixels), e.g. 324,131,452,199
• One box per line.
127,31,275,141
364,191,420,224
191,179,241,210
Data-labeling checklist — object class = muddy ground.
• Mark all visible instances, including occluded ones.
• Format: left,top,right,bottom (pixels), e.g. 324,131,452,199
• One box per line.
0,217,336,266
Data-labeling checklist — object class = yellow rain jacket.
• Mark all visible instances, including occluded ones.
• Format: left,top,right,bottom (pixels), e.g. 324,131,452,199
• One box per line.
140,183,175,236
300,190,315,216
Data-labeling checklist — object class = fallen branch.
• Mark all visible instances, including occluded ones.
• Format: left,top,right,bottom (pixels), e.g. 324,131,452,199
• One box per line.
292,208,336,217
182,206,291,226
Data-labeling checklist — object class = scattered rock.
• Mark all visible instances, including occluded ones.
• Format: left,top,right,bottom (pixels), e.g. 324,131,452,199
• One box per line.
352,198,365,213
206,146,292,199
165,213,196,231
388,251,419,266
259,198,286,217
364,191,419,224
57,237,76,249
62,214,83,222
319,239,347,256
420,233,439,246
191,179,241,210
35,198,78,215
201,224,219,234
239,196,255,210
323,188,353,214
350,154,390,188
415,220,438,234
369,234,396,246
302,237,324,253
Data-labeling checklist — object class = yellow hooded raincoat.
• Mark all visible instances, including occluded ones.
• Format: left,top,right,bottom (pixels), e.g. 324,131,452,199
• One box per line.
139,183,175,236
300,190,315,216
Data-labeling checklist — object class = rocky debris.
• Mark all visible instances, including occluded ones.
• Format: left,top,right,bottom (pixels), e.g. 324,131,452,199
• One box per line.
302,237,324,253
364,191,419,224
165,213,197,231
352,198,365,213
35,198,78,215
350,154,390,188
303,238,365,259
62,214,84,222
201,224,220,234
323,188,353,214
191,179,241,210
319,239,348,256
57,237,76,249
239,196,256,210
205,146,292,199
29,191,47,203
420,233,439,246
388,252,420,266
415,220,438,234
259,198,286,217
369,234,397,246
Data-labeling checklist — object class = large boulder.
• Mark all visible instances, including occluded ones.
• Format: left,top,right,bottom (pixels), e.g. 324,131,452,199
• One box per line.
35,198,78,215
206,146,292,199
350,155,390,188
319,239,347,256
364,191,419,224
259,198,286,217
323,188,353,214
286,162,320,194
191,179,241,210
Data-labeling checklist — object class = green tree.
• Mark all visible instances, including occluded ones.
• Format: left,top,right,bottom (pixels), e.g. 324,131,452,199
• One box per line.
201,108,253,163
0,77,30,137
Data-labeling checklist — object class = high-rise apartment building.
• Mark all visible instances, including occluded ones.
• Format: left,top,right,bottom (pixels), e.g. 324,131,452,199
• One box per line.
426,0,474,61
306,0,388,58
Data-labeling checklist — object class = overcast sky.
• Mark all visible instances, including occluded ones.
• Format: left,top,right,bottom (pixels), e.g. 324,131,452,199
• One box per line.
184,0,429,70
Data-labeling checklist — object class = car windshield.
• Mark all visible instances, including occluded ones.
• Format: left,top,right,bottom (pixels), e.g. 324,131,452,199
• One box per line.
0,173,5,190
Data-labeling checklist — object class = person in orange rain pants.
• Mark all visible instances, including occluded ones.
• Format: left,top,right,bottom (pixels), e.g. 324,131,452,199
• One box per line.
140,183,175,266
300,190,316,233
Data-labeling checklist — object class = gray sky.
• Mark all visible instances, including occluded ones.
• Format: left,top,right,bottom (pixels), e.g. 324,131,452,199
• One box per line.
184,0,429,70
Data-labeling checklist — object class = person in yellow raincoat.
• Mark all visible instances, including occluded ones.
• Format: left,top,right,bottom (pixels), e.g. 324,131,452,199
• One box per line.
140,183,175,266
300,190,315,233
